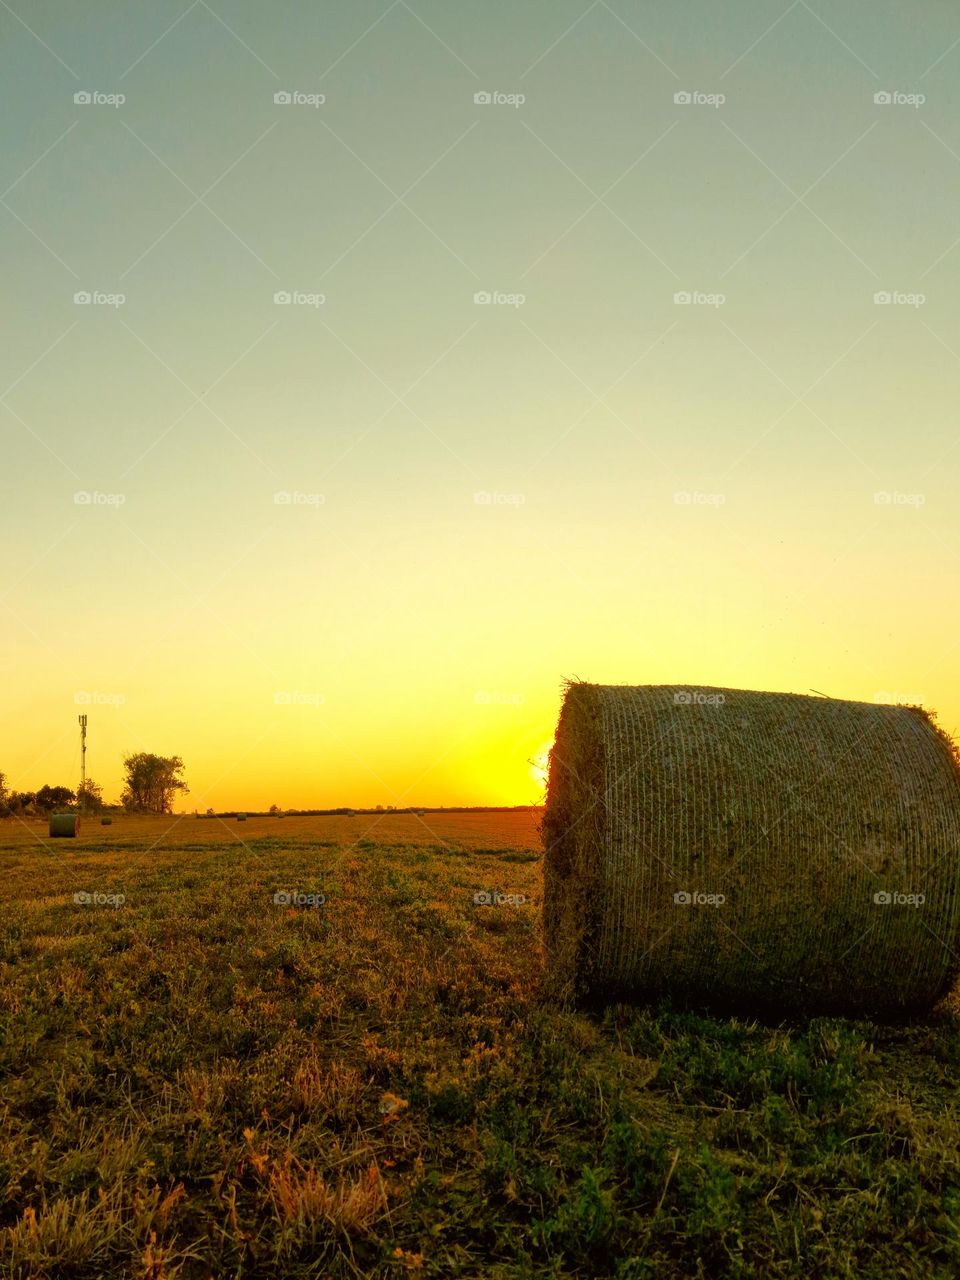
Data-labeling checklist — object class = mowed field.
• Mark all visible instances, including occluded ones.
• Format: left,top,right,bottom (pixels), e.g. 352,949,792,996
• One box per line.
0,809,545,853
2,812,960,1279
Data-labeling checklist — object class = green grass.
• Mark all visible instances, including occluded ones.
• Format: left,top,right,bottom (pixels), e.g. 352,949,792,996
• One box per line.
1,831,959,1278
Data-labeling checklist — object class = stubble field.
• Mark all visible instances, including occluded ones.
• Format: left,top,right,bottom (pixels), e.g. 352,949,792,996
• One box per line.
1,811,959,1279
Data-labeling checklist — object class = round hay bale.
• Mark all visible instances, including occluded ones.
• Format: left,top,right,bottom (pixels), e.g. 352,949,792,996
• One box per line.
236,813,247,822
543,683,960,1017
101,817,112,825
49,813,79,838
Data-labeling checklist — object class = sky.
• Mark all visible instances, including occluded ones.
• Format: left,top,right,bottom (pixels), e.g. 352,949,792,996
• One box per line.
2,0,959,810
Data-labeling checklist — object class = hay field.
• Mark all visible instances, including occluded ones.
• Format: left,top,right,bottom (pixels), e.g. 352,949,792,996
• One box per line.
2,812,960,1278
1,809,544,853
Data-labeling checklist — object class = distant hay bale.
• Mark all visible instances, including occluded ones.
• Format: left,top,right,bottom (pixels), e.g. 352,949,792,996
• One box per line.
100,817,112,825
543,683,960,1017
49,813,79,838
236,813,247,822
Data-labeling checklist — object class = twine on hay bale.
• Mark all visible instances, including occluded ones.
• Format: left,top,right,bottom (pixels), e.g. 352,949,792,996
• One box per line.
543,683,960,1017
49,813,79,838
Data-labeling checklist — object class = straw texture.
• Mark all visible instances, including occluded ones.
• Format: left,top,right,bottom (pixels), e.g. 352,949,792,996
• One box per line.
543,683,960,1016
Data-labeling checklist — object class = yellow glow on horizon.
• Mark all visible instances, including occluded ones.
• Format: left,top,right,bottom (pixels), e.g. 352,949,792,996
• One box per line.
529,742,553,793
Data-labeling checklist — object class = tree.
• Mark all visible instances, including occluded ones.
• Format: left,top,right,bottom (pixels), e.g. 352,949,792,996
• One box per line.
36,784,76,812
9,791,37,815
76,779,104,812
0,772,7,816
120,753,188,814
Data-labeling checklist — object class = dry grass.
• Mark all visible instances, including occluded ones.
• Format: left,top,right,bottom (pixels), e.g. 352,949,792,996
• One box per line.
2,811,960,1277
0,808,542,854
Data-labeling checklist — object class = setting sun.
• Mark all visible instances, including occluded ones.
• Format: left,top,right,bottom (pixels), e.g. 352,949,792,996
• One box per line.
530,742,553,792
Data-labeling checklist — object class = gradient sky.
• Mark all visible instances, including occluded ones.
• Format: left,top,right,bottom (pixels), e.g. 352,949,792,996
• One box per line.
2,1,959,809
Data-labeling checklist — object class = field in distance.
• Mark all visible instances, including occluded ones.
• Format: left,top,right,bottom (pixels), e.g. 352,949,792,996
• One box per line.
0,808,543,854
2,811,960,1278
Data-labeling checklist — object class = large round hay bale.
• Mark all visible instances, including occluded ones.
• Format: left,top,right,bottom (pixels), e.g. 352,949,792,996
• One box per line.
543,683,960,1016
49,813,79,838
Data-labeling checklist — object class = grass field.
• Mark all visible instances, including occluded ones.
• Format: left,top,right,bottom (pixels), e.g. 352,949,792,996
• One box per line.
2,812,960,1278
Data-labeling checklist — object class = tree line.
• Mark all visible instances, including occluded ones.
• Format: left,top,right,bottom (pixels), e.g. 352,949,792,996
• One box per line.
0,753,188,817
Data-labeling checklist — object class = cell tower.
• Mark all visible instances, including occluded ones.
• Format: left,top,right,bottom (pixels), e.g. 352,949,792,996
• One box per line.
79,714,87,810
